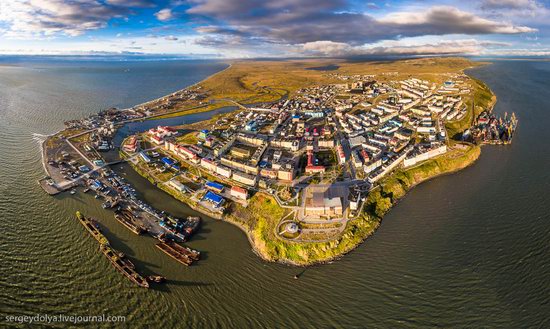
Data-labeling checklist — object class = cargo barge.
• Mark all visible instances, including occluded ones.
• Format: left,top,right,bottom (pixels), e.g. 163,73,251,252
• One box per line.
75,211,150,288
156,241,200,266
76,211,109,245
100,244,149,288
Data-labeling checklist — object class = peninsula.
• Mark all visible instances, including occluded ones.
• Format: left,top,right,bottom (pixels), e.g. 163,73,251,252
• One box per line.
40,57,517,266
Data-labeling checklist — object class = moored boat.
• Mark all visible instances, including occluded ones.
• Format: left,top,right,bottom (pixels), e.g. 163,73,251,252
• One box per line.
166,240,200,261
147,275,166,283
75,211,109,245
156,241,198,266
100,244,149,288
114,210,145,235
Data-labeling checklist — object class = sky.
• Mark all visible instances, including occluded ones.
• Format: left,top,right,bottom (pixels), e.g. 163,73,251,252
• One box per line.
0,0,549,58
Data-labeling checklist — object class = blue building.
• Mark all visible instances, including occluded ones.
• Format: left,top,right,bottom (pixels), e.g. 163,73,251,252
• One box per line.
205,181,225,193
139,152,151,163
162,157,175,167
203,191,224,207
198,129,210,140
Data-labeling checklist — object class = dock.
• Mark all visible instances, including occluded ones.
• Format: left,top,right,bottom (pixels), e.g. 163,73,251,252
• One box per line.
38,178,64,195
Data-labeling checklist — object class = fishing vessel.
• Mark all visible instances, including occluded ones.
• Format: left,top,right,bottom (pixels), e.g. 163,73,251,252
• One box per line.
147,275,166,283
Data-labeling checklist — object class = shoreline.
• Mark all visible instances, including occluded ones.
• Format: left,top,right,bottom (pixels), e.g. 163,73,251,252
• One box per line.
39,61,232,178
130,62,233,112
246,144,482,267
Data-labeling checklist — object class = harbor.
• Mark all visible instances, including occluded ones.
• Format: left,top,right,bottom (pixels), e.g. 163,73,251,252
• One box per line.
467,111,519,145
33,85,220,286
36,56,522,269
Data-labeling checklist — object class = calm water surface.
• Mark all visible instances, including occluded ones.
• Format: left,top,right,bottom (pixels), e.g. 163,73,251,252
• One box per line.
0,59,548,328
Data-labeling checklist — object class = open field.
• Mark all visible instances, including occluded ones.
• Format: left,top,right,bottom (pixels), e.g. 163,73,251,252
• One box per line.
147,57,485,123
198,57,484,102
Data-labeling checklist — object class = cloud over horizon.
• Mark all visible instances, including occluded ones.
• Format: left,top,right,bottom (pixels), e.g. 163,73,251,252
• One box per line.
0,0,547,57
187,2,535,45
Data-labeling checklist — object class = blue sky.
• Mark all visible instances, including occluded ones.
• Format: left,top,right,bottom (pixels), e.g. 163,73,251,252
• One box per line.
0,0,549,57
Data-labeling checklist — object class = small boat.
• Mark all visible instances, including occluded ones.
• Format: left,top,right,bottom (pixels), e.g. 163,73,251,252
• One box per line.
147,275,166,283
83,188,90,193
70,189,76,195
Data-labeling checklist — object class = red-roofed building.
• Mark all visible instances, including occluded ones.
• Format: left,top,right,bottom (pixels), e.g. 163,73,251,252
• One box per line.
231,186,248,200
177,146,199,163
150,134,164,145
305,165,325,174
123,136,139,152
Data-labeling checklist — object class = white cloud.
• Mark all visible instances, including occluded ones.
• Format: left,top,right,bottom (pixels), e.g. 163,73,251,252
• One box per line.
106,0,156,7
480,0,550,19
0,0,132,37
0,34,224,56
302,39,513,57
303,41,353,56
379,6,537,34
480,0,540,11
155,8,174,21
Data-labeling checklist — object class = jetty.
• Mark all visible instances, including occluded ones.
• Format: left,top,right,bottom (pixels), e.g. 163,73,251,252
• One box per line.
38,177,64,195
469,111,518,145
